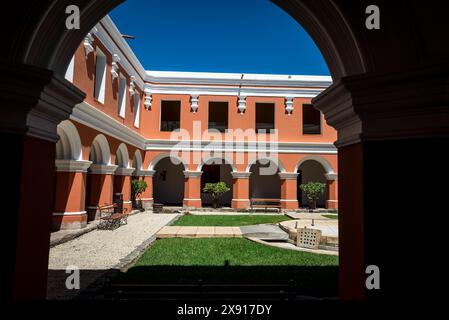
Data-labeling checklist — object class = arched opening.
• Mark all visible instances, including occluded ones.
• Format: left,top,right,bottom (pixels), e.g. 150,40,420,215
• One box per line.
85,134,113,221
55,120,82,161
152,156,185,206
248,159,282,200
296,160,328,208
198,157,235,207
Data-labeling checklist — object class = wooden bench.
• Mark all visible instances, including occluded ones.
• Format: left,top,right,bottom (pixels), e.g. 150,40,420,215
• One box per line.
250,198,282,212
98,203,128,230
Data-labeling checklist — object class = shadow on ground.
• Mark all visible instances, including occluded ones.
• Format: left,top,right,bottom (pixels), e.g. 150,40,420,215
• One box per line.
47,265,338,300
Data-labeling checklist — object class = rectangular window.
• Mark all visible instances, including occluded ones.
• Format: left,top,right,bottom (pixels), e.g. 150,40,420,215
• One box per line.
302,104,321,134
133,92,140,128
94,48,106,103
118,75,127,118
208,102,228,132
256,103,275,132
160,100,181,131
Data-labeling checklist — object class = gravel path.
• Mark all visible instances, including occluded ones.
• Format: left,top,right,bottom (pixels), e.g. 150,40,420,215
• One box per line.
47,212,178,299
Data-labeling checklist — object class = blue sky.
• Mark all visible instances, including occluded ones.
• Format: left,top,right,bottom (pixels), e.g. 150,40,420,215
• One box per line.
109,0,329,75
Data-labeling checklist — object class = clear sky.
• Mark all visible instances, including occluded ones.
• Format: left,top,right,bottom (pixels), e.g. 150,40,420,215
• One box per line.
109,0,329,75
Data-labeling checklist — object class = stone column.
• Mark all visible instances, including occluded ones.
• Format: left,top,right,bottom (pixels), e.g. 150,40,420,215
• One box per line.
0,63,85,300
183,171,202,208
52,159,92,230
279,172,299,210
231,172,251,209
136,169,155,209
114,167,135,213
86,164,118,220
325,173,338,210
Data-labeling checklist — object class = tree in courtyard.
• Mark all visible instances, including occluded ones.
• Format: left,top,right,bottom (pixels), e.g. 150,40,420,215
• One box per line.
300,182,325,211
203,182,230,209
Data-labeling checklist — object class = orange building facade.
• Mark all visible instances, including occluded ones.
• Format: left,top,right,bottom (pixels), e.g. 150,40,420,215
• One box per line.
53,16,338,231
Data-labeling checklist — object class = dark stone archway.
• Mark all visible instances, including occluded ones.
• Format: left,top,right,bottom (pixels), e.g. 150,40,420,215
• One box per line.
0,0,448,301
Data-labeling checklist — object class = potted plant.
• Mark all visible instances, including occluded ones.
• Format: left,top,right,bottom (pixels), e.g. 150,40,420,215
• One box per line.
299,182,325,211
131,179,148,212
203,182,230,209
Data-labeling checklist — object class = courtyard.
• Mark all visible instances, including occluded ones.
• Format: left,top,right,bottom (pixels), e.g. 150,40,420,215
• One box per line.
47,210,339,299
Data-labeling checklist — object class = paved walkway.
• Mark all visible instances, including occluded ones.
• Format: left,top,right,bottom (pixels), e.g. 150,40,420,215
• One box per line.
47,212,178,299
157,224,289,241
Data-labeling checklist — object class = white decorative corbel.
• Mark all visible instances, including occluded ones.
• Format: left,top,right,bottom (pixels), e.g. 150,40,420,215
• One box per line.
238,96,246,115
285,97,294,115
111,54,120,80
83,27,97,56
190,95,199,113
144,92,152,110
129,76,136,96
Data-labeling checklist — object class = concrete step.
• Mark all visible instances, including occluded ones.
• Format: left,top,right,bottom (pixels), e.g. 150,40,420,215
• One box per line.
240,224,289,241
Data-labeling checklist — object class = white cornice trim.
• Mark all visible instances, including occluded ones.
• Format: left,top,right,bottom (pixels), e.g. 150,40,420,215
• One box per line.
137,169,156,177
53,211,87,216
231,172,252,179
115,167,135,176
325,173,338,181
145,71,332,88
144,84,325,98
55,159,92,172
89,164,118,174
97,18,145,90
279,172,300,180
70,102,146,149
184,170,203,178
145,139,337,154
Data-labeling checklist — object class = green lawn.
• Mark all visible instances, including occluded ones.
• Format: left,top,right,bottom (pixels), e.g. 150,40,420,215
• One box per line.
116,238,338,296
322,214,338,220
172,214,292,226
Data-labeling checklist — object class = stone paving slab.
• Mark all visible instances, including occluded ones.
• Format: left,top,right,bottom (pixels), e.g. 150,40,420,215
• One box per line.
232,227,243,237
214,227,235,237
176,226,198,237
195,227,216,238
156,226,182,238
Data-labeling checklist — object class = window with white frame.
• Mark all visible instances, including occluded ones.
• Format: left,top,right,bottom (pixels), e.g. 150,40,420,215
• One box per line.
118,75,127,118
94,48,106,103
134,92,141,128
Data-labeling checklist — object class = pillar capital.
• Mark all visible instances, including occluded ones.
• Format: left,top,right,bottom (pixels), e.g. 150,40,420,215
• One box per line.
183,170,202,178
115,167,135,176
55,159,92,172
231,171,251,179
136,169,156,177
89,164,118,175
278,172,299,180
0,64,85,142
313,64,449,147
325,173,338,181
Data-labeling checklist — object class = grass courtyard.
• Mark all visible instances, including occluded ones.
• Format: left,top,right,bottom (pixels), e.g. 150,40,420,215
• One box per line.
172,214,292,226
115,238,338,296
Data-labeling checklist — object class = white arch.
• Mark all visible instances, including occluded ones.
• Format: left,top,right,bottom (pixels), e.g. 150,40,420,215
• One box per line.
89,134,111,165
197,155,237,172
132,150,143,171
115,143,130,168
56,120,82,160
245,156,286,173
295,155,335,174
148,152,187,171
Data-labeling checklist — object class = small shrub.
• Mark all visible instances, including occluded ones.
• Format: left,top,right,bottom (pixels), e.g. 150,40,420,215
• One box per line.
300,182,325,209
203,182,231,208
